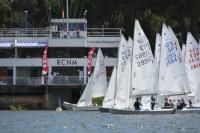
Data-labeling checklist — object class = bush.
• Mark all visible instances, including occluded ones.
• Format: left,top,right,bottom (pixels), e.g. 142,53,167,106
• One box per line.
92,97,104,106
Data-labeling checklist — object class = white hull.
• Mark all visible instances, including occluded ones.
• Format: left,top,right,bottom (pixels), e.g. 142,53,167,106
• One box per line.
63,101,99,111
63,102,77,110
109,108,176,115
72,106,99,111
56,107,62,112
176,108,200,114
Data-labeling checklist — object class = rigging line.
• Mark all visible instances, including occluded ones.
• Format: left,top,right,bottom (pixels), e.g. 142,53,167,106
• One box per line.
36,2,50,28
36,10,48,28
78,0,86,18
48,0,52,27
73,0,80,18
60,0,64,6
87,0,104,19
55,0,62,18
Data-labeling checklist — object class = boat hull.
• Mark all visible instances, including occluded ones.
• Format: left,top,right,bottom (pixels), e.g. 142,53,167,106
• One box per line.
63,102,77,110
72,106,99,111
99,107,110,113
176,108,200,114
109,108,176,115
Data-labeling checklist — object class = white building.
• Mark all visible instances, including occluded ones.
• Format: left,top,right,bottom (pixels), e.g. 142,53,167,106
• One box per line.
0,18,120,109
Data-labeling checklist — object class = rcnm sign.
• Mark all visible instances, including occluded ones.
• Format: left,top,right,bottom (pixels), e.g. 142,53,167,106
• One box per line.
57,59,78,66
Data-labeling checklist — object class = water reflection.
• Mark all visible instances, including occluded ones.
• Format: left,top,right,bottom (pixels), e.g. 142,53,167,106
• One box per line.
0,111,199,133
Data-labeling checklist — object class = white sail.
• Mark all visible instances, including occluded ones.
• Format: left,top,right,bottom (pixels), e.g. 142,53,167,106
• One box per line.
155,33,161,91
167,26,190,105
114,35,132,109
141,95,151,110
92,48,107,97
159,24,188,96
185,32,200,97
154,33,164,107
102,66,117,108
77,74,93,107
168,26,182,53
168,26,190,94
155,33,161,73
192,87,200,107
131,19,156,96
116,35,129,76
128,37,135,109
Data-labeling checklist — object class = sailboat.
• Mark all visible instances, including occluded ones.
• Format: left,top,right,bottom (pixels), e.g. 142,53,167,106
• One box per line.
99,34,132,112
99,66,117,113
160,26,190,104
110,20,176,115
56,97,63,112
63,48,108,111
185,32,200,98
114,36,133,110
175,32,200,114
159,25,200,114
159,24,189,97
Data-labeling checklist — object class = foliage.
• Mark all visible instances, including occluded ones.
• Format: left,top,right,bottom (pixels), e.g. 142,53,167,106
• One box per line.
1,0,200,44
8,104,23,111
92,97,104,106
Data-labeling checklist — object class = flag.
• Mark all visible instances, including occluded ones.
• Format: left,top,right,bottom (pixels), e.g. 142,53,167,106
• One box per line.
87,48,96,76
42,46,48,75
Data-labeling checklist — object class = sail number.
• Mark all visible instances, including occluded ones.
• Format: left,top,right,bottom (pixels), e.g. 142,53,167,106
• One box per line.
120,49,131,72
189,48,200,70
165,41,178,65
135,37,153,67
135,49,153,67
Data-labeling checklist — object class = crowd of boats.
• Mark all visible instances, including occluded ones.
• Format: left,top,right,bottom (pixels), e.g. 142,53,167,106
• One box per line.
62,19,200,115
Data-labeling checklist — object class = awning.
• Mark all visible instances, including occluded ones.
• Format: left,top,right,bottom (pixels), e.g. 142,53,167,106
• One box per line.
16,41,48,48
0,41,13,48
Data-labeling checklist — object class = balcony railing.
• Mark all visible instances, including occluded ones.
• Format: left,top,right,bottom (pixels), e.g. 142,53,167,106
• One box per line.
0,76,85,86
0,76,111,86
87,28,121,37
0,28,121,38
0,28,50,37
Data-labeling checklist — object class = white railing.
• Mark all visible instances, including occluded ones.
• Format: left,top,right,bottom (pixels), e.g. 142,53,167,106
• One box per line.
0,28,50,37
16,76,85,85
0,76,85,85
87,28,121,37
51,30,87,39
0,76,111,86
0,28,121,38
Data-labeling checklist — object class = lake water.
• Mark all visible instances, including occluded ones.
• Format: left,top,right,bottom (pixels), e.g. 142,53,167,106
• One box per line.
0,111,199,133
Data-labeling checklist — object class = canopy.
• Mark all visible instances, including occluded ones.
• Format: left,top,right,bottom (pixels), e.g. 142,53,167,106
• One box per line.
0,41,13,48
15,41,48,48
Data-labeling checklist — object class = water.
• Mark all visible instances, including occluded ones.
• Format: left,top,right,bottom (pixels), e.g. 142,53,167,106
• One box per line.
0,111,199,133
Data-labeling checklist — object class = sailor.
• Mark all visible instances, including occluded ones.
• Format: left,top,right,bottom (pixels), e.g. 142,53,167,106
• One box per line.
177,99,183,110
151,96,156,110
134,97,142,110
189,99,193,108
63,28,68,38
164,98,170,108
76,28,80,38
181,98,187,108
48,72,54,84
169,99,174,108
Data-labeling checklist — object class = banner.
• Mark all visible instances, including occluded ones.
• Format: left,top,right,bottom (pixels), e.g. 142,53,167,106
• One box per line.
42,46,48,75
87,48,96,76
